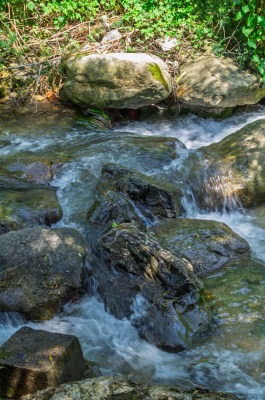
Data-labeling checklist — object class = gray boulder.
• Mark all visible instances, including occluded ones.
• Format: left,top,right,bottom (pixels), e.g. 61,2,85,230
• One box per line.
62,53,172,109
183,119,265,210
0,227,86,320
91,224,213,352
97,164,181,224
177,55,265,115
150,218,250,276
0,327,87,398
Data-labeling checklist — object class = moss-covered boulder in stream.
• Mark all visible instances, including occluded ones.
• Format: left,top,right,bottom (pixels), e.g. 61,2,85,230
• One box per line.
0,227,86,320
24,375,238,400
97,164,182,223
90,223,213,353
183,119,265,210
177,55,265,116
150,219,250,276
0,187,62,233
62,53,172,109
0,327,87,398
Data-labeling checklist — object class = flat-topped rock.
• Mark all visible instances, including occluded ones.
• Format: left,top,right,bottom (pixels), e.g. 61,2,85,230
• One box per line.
0,327,86,397
150,218,250,276
62,53,172,109
0,227,86,320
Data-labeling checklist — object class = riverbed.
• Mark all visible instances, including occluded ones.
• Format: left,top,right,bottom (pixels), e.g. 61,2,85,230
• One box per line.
1,105,265,399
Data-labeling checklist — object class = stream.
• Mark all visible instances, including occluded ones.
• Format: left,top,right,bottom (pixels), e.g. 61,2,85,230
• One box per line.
1,105,265,399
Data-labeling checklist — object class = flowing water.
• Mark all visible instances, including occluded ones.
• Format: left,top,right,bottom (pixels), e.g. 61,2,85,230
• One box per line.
1,105,265,399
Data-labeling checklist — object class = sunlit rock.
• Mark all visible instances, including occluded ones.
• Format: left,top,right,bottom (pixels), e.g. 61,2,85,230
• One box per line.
0,327,86,397
183,119,265,210
177,55,265,115
0,227,86,320
62,53,172,109
24,375,238,400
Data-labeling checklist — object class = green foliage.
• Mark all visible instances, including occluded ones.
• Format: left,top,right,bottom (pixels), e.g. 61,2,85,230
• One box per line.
0,0,264,84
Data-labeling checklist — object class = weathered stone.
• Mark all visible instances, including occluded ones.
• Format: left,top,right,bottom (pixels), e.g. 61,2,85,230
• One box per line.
183,119,265,210
91,224,212,352
24,376,238,400
87,190,144,228
0,327,86,398
62,53,172,109
97,164,181,223
0,227,86,320
177,55,265,113
0,187,63,233
150,218,250,276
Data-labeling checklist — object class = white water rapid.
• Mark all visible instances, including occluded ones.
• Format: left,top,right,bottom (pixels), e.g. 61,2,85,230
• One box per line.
1,105,265,399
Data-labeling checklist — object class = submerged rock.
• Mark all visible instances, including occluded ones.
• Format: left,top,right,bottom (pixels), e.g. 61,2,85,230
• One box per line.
184,119,265,210
97,164,181,223
0,187,62,233
0,227,86,320
91,223,213,352
25,375,238,400
62,53,172,109
0,327,87,398
150,218,250,276
177,55,265,115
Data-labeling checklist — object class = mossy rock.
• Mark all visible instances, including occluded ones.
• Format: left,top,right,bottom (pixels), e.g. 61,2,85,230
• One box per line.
62,53,172,109
150,218,250,276
0,227,86,320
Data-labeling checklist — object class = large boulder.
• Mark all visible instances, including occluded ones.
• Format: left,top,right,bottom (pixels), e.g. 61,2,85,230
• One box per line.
90,223,213,352
150,219,250,276
96,164,182,223
0,327,87,398
0,187,62,234
62,53,172,109
177,55,265,115
0,227,86,320
25,376,238,400
183,119,265,210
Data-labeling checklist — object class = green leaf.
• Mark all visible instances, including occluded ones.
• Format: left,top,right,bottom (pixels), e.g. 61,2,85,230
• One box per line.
26,1,35,11
252,54,260,63
248,39,257,49
242,5,250,13
242,26,253,37
112,222,118,228
236,10,243,20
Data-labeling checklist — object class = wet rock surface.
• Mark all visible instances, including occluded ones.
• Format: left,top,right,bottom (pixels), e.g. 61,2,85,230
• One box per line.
0,327,87,398
62,53,172,109
97,164,182,223
90,223,213,352
0,187,63,233
0,227,86,320
24,375,238,400
87,190,144,228
183,119,265,210
150,218,250,276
